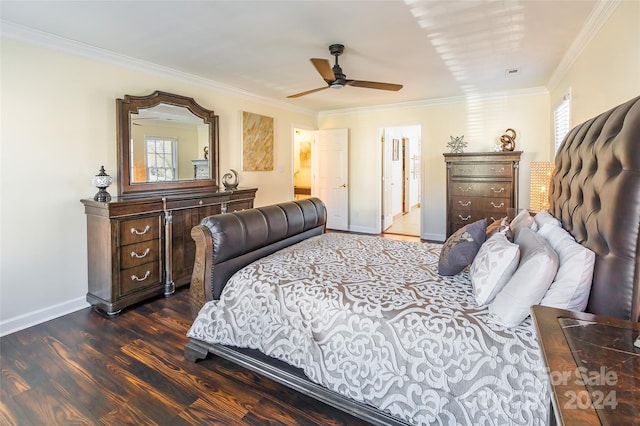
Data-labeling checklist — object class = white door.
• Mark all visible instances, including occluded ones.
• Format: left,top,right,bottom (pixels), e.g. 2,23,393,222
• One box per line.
313,129,349,231
381,132,394,231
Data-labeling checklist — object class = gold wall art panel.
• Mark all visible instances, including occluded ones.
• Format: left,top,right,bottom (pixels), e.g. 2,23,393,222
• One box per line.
242,111,274,171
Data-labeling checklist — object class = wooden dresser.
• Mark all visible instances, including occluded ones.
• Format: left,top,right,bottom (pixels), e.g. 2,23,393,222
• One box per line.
81,188,256,316
444,151,521,237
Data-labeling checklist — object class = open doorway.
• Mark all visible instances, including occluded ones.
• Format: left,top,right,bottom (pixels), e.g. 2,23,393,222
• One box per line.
381,125,421,237
293,127,314,200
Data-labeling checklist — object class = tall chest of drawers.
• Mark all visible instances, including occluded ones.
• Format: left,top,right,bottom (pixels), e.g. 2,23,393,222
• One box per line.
81,188,256,316
444,152,521,237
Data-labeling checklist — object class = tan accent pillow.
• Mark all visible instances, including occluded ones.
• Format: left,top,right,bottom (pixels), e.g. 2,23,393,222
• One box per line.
510,209,537,240
486,217,513,241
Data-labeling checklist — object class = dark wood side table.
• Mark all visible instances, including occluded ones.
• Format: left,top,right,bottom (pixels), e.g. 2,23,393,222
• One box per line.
531,305,640,425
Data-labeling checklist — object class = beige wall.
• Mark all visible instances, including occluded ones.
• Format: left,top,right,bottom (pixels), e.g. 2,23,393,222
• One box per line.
550,0,640,129
318,92,551,238
0,38,315,330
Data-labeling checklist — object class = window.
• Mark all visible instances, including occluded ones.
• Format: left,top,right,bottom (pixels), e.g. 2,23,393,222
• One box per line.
554,93,571,153
146,136,177,181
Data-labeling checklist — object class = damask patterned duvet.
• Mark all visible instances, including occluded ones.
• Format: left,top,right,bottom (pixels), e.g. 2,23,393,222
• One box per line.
188,233,548,425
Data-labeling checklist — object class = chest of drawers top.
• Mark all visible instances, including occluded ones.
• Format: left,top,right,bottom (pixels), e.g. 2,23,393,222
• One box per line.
444,151,522,177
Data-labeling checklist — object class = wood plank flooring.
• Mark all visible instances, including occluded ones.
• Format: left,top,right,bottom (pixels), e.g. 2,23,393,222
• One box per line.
1,233,420,426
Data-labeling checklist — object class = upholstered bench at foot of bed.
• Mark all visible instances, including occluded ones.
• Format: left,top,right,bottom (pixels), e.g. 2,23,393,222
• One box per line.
189,197,327,318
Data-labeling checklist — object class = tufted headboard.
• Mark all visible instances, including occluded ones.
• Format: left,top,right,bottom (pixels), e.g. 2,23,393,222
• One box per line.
549,95,640,321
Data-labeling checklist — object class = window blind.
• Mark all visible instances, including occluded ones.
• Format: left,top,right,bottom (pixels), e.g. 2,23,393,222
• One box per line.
554,95,571,153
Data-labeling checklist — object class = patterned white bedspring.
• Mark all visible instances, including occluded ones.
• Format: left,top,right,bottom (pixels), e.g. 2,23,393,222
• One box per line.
187,233,548,425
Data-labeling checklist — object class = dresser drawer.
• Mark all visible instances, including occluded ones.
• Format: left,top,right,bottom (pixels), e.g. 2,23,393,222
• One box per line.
451,163,513,178
453,196,512,212
119,216,161,246
228,200,253,212
451,211,486,230
452,181,512,198
119,262,162,296
120,240,161,270
452,212,504,232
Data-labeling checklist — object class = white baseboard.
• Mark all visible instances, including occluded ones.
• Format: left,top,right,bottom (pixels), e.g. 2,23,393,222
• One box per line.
348,225,379,234
421,232,446,242
0,296,90,337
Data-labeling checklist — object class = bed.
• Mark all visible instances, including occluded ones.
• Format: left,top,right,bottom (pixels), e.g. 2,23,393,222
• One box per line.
184,95,640,425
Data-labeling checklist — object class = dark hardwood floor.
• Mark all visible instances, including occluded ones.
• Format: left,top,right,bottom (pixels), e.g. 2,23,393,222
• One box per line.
1,233,420,425
0,287,375,425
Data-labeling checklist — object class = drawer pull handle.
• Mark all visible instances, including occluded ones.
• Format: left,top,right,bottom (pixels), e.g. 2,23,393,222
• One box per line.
131,271,150,282
458,200,471,207
130,248,150,259
130,225,150,235
458,186,472,192
491,167,505,173
491,187,505,193
458,215,471,221
199,200,203,205
491,202,505,208
490,216,496,222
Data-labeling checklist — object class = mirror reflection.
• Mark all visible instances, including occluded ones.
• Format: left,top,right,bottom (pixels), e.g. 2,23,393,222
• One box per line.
130,103,210,183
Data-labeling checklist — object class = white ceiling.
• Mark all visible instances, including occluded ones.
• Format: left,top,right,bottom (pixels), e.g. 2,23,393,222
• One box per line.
1,0,601,112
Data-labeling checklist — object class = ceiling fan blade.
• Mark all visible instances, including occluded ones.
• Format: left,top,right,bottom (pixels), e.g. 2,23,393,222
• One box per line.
349,80,403,91
310,58,335,82
287,86,330,98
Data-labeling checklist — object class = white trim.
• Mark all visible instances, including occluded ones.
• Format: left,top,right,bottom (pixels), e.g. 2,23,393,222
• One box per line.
547,0,620,91
0,297,90,337
348,225,379,235
0,20,317,117
422,232,446,243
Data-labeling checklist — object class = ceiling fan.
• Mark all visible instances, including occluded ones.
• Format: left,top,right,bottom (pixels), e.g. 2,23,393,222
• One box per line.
287,44,403,98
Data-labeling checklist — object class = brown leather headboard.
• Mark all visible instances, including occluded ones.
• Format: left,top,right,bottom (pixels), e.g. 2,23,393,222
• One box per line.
549,95,640,321
190,197,326,315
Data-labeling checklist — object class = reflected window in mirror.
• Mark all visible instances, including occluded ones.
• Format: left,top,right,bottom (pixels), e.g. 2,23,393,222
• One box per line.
145,136,177,182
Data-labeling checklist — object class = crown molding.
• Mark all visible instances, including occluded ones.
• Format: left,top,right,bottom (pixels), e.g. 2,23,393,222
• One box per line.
546,0,620,91
0,20,318,117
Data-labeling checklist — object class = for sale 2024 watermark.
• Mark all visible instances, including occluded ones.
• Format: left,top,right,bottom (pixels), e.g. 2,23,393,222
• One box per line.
544,366,618,410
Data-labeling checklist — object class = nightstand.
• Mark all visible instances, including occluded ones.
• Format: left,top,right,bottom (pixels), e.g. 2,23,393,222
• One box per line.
531,305,640,425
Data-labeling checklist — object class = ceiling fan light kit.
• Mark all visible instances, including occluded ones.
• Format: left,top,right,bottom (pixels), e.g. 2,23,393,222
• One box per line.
287,44,403,98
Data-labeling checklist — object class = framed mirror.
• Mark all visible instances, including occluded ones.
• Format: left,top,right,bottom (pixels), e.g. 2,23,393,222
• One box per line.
117,91,219,197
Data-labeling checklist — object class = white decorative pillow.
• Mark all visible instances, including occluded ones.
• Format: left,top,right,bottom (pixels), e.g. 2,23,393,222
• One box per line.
534,210,561,229
489,227,559,327
470,233,520,306
537,223,596,311
510,209,538,240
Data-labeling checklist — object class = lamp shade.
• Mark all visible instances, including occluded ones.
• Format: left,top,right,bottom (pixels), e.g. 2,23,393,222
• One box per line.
529,161,555,211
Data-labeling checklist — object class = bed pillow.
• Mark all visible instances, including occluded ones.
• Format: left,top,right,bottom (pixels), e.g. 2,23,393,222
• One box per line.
510,209,537,240
534,210,561,229
486,217,513,241
470,233,520,306
488,227,559,327
537,223,596,311
438,219,487,276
